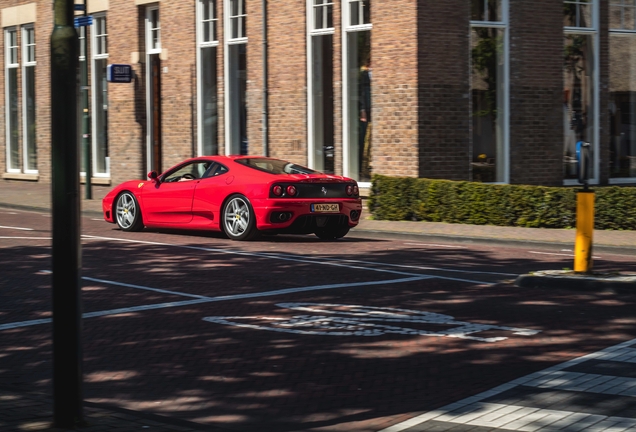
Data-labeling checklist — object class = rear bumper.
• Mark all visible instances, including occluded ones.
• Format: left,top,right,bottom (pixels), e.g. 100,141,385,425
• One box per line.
252,198,362,232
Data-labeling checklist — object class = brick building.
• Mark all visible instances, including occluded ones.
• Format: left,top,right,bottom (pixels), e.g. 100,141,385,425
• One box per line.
0,0,634,189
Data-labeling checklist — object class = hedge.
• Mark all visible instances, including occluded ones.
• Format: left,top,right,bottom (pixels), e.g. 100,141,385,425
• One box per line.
368,174,636,230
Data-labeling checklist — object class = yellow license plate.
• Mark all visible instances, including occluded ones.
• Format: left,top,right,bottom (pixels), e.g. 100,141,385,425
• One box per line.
311,203,339,213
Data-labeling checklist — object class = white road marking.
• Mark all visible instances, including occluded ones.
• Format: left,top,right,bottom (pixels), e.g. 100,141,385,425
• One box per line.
0,236,51,240
260,253,516,278
379,339,636,432
405,242,467,249
529,251,601,259
81,235,501,283
1,234,506,332
0,275,428,331
0,225,34,231
203,303,540,342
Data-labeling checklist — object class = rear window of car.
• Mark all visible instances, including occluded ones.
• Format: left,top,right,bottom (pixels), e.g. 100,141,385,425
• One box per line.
236,158,319,175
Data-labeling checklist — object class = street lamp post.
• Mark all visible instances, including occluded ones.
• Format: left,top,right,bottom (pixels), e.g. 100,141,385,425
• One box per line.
50,0,83,427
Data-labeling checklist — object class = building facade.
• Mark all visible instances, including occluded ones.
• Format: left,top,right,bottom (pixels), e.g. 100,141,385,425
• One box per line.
0,0,634,189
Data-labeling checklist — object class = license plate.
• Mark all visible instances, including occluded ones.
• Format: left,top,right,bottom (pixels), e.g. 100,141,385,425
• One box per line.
311,203,339,213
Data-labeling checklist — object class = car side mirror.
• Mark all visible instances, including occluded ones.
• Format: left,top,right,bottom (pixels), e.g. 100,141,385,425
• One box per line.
148,171,159,182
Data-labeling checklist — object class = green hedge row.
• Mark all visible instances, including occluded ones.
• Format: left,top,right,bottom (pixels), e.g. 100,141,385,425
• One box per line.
368,175,636,230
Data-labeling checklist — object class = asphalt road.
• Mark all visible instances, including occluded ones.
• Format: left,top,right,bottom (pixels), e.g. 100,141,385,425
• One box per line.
3,208,636,431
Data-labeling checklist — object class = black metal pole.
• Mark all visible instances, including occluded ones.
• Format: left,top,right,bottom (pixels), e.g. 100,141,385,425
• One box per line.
81,0,92,199
50,0,83,427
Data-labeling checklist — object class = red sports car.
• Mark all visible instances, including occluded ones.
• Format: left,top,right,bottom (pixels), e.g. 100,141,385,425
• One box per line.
102,156,363,241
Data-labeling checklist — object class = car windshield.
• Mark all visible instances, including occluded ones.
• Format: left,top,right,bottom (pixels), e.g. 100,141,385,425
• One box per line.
236,158,319,175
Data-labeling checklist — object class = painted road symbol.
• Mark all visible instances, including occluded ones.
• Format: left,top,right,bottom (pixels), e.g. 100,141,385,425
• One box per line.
203,303,540,342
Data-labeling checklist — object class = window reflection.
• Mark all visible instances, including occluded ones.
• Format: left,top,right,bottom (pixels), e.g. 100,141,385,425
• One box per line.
471,27,505,183
471,0,501,22
564,0,593,28
312,34,334,174
610,34,636,178
346,31,371,182
563,34,595,179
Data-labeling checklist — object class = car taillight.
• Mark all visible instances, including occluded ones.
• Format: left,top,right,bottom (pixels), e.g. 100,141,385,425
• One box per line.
346,185,354,196
273,185,283,196
353,185,359,195
286,185,297,196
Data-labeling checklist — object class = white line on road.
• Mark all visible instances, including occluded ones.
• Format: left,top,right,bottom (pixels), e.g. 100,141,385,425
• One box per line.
529,251,601,259
0,236,51,240
80,235,476,279
0,225,34,231
0,275,429,331
405,242,467,249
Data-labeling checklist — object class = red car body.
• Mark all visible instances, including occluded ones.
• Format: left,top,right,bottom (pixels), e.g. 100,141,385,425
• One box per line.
102,155,363,240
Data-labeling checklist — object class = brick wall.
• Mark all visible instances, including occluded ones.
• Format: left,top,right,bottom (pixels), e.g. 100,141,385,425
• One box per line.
372,0,420,178
266,1,307,165
509,0,564,186
417,0,470,181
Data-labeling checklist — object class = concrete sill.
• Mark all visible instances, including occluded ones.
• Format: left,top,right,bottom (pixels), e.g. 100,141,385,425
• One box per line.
80,177,111,186
2,173,38,181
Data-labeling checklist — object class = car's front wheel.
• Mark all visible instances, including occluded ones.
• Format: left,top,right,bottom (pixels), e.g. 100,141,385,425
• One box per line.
222,194,258,241
315,226,350,240
115,191,144,232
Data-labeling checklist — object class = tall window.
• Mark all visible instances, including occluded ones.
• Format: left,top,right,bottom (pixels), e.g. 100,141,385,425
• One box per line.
308,0,335,173
470,0,508,183
609,0,636,181
78,25,86,173
147,7,161,53
198,0,218,156
22,25,36,173
225,0,248,155
343,0,372,182
5,28,19,173
92,14,109,175
563,0,598,182
145,6,162,173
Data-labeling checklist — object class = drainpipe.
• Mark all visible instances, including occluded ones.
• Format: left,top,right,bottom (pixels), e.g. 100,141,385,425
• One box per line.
262,0,269,156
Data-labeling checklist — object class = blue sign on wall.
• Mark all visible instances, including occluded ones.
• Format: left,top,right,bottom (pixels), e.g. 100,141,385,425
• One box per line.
74,15,93,28
107,64,133,83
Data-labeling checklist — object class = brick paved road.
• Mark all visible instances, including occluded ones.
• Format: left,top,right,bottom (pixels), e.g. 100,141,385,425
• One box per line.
2,209,636,431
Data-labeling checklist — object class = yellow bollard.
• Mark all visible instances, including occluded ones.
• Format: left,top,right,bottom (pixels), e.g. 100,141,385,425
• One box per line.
574,190,595,273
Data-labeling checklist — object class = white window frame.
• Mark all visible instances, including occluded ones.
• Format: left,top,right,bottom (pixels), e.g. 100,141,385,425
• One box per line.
145,5,161,172
197,0,219,156
347,0,370,28
21,24,36,174
313,0,334,33
470,0,510,184
93,14,108,57
91,13,109,177
610,0,636,32
227,0,247,44
5,27,19,173
564,0,595,30
224,0,247,155
146,5,161,54
563,0,599,186
307,0,335,170
341,0,372,184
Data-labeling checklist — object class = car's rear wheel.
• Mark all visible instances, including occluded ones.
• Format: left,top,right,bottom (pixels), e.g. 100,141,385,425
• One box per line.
222,194,258,241
115,191,144,232
315,226,350,240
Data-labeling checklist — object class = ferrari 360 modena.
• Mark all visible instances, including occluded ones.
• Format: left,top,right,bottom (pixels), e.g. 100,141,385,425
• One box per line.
102,156,363,241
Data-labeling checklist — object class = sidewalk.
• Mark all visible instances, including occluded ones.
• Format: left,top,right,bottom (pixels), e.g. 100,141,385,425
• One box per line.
1,179,636,253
